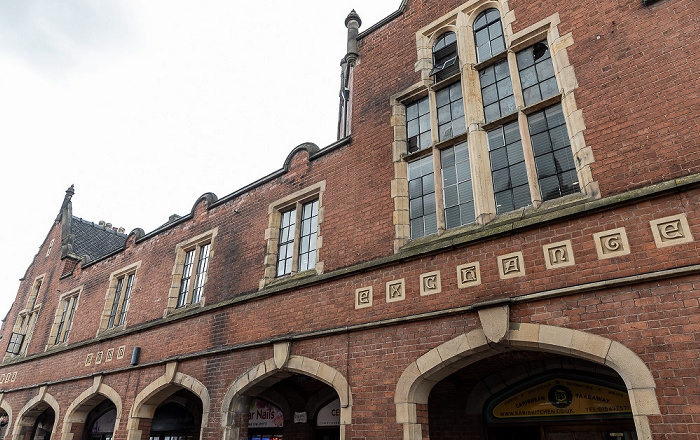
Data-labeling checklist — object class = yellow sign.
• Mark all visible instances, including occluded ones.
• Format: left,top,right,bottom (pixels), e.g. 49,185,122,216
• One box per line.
488,376,632,422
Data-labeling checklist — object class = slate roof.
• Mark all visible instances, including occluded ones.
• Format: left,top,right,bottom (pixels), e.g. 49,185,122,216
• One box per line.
70,216,127,261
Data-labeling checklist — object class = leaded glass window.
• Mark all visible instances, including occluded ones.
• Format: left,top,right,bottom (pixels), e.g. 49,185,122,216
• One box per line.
407,97,432,153
437,82,467,141
408,155,438,238
528,104,579,200
488,121,531,213
517,41,558,107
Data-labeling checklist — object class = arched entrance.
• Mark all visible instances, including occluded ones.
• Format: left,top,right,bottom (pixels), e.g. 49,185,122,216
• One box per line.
428,351,637,440
222,343,351,440
127,362,210,440
61,378,122,440
83,400,117,440
148,390,202,440
13,389,60,440
395,318,660,440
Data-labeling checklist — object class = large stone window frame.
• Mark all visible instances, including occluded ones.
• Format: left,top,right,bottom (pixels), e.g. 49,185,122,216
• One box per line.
97,262,141,334
5,274,45,359
260,181,326,288
391,0,595,251
165,228,218,315
46,286,82,349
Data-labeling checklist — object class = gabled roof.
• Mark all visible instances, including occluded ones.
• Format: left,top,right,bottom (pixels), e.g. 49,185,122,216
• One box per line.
70,216,127,261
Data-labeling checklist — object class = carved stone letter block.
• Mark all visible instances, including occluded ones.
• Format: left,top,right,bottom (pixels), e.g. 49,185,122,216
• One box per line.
386,279,406,303
456,262,481,288
497,252,525,280
355,286,373,309
419,271,442,296
543,240,575,269
593,227,630,260
85,353,93,367
650,214,693,248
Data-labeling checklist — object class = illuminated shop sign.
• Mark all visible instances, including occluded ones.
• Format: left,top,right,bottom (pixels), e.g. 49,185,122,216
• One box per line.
487,375,632,423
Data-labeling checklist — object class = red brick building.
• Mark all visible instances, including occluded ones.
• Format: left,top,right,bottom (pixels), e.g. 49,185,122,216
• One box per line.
1,1,698,440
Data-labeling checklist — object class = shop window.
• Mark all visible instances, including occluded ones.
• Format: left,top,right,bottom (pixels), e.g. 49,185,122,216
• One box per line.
47,287,82,348
99,262,140,332
261,182,326,287
166,229,217,314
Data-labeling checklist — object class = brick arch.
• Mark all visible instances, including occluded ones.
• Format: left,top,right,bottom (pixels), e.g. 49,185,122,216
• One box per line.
394,323,660,440
60,377,122,440
126,362,210,440
221,350,352,440
12,387,60,440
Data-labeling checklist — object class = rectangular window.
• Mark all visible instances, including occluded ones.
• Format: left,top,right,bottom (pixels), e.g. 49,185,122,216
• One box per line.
441,141,475,228
298,200,319,273
276,200,319,277
6,332,24,355
408,156,438,238
407,97,432,153
99,263,140,333
6,276,44,357
436,82,466,141
176,242,211,308
276,209,297,277
479,60,516,123
53,294,78,345
262,183,325,287
516,40,558,107
528,104,579,200
488,121,531,214
108,274,134,328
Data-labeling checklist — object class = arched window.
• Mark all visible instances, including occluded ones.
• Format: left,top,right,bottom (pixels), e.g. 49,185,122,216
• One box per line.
473,9,506,62
430,32,459,82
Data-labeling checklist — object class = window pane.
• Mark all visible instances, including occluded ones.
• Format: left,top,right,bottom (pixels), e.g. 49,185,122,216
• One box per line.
407,97,431,152
517,40,558,107
436,81,466,142
408,155,436,238
527,103,578,201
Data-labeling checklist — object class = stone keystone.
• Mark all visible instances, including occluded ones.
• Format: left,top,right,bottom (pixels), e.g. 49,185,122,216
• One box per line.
274,341,291,369
478,304,510,344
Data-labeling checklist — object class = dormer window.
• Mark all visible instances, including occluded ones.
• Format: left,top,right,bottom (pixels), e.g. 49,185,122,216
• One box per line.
430,32,459,82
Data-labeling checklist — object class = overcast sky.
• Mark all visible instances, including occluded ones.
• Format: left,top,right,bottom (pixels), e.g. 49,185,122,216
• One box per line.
0,1,399,320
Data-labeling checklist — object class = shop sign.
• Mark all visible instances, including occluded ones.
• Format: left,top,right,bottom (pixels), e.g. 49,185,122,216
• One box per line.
248,399,284,428
316,399,340,426
488,376,632,422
